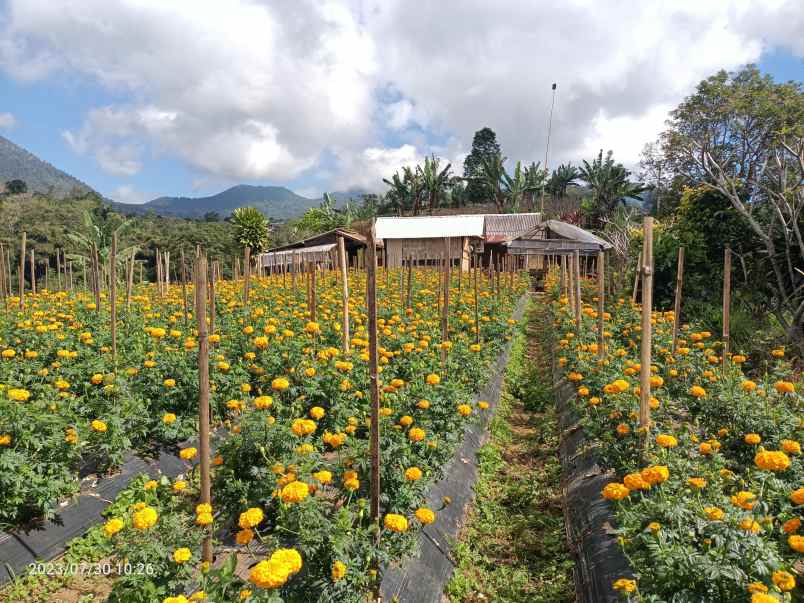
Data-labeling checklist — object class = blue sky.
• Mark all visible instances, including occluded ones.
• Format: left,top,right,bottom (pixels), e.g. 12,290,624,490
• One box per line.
0,1,801,204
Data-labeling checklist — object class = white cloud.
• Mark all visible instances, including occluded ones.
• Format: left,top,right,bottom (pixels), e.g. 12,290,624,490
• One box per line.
0,112,16,129
111,184,152,205
1,0,802,192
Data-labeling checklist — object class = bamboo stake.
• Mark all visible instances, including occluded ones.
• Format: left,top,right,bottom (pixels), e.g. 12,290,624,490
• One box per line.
671,247,685,354
639,217,654,433
44,258,48,291
310,259,317,323
632,251,642,304
68,261,73,291
0,244,7,307
574,250,581,333
126,251,135,312
337,236,350,354
164,251,170,290
722,248,731,369
194,252,213,563
291,251,297,292
56,249,62,290
91,244,101,311
441,238,450,365
243,246,251,306
29,249,36,295
18,232,26,309
597,250,605,359
180,248,188,325
209,261,216,336
366,222,381,593
473,254,480,345
110,233,117,363
406,253,413,310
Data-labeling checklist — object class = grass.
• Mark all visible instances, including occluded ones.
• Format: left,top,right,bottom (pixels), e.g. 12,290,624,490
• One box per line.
445,300,574,603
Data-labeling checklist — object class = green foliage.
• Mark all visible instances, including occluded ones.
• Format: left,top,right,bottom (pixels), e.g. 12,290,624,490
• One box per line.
546,163,579,198
5,179,27,194
579,150,646,226
231,206,270,253
463,127,501,205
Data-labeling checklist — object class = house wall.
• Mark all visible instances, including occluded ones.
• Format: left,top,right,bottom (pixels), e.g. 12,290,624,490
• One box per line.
384,237,472,271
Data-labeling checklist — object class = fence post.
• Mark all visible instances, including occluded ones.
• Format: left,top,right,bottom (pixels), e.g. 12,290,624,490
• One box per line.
180,248,188,325
639,217,654,435
338,236,350,354
243,246,251,306
574,250,581,333
441,238,450,366
110,233,118,364
194,252,213,563
671,247,685,354
722,248,731,369
473,254,480,345
29,249,36,295
597,250,605,359
632,251,642,304
366,221,381,597
18,232,26,309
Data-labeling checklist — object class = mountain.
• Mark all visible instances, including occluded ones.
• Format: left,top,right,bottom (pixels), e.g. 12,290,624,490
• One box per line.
0,135,95,198
112,185,369,220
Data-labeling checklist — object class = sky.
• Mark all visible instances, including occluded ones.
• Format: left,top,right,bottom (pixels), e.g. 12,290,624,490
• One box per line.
0,0,802,205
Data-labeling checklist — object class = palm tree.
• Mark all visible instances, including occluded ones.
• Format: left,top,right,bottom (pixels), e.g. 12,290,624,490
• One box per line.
479,152,508,212
502,160,526,211
65,210,138,282
523,161,547,210
579,150,646,226
231,206,270,253
547,163,580,198
417,155,452,214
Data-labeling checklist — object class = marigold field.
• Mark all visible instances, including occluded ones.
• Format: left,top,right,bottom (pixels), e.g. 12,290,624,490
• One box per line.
0,267,526,602
550,273,803,603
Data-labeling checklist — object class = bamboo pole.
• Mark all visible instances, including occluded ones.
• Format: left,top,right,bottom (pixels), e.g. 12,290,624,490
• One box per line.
209,261,216,336
29,249,36,295
56,249,62,290
126,251,135,312
310,259,317,323
473,254,480,345
671,247,685,354
639,217,654,433
597,250,605,359
291,251,297,292
110,233,117,363
68,261,73,291
164,251,170,290
632,251,642,304
0,244,7,307
722,248,731,369
44,258,48,291
366,222,381,592
243,246,251,306
441,238,450,365
194,252,212,563
180,248,188,325
574,250,581,333
337,236,350,354
91,243,101,311
18,232,26,309
406,253,413,310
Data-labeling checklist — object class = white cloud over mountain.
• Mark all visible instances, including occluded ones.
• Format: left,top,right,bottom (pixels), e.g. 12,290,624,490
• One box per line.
1,0,801,192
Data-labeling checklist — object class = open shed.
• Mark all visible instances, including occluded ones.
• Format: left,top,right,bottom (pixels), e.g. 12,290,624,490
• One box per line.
257,227,373,271
503,219,613,270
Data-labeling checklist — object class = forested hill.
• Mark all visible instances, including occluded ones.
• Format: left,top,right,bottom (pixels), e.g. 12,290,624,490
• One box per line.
0,135,94,199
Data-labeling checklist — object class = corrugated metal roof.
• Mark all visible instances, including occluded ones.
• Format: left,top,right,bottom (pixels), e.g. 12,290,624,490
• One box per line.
257,243,336,266
269,227,367,252
375,215,485,239
544,220,613,250
483,213,541,242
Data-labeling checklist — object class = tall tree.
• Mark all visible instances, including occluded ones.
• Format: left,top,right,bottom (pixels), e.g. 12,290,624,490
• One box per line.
523,161,548,210
638,143,672,215
546,163,579,198
418,155,453,214
463,127,501,204
579,150,646,226
661,66,804,351
479,152,508,213
231,207,270,253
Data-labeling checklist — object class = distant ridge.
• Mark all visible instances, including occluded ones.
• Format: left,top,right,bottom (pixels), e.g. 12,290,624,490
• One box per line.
0,135,94,198
111,185,368,220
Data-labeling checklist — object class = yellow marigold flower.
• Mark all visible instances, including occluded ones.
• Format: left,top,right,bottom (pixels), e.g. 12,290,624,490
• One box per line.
384,513,409,533
163,596,189,603
731,491,757,510
7,388,31,401
144,480,158,491
792,488,804,505
249,559,290,589
271,377,290,391
279,481,309,503
103,518,124,537
699,442,713,455
254,396,273,410
291,418,317,437
741,380,757,392
788,534,804,552
404,467,422,481
781,439,800,455
782,518,801,534
195,512,213,526
270,548,302,574
238,507,264,529
173,548,192,564
640,465,669,486
304,321,320,334
771,347,785,358
601,483,630,501
90,373,104,385
740,518,761,533
91,419,107,433
0,434,11,446
331,560,347,581
774,380,795,394
623,473,650,491
235,528,254,545
457,404,472,417
612,578,637,593
772,570,795,591
750,593,779,603
163,412,177,424
744,433,761,445
172,480,187,492
687,477,707,489
478,401,490,410
408,427,426,442
399,415,414,427
415,508,436,525
312,470,332,484
309,406,325,420
689,385,706,398
616,423,631,436
655,434,678,448
426,373,441,385
132,506,158,530
746,582,768,594
647,522,661,532
163,378,176,388
344,477,359,491
195,503,212,515
704,507,724,521
179,447,198,460
756,449,791,472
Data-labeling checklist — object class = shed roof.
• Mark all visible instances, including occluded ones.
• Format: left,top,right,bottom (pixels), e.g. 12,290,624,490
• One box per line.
268,227,368,252
375,215,485,239
545,220,613,250
483,213,541,243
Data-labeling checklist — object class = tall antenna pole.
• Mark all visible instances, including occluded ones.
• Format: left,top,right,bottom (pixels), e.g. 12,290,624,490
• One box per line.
540,82,557,214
